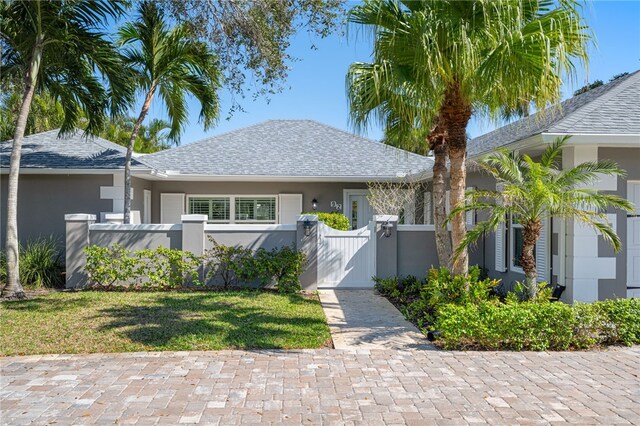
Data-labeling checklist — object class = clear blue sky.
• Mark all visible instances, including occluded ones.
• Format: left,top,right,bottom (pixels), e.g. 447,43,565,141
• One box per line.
143,0,640,145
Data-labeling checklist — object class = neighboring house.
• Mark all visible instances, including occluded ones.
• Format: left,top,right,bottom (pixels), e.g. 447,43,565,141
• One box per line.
457,70,639,302
0,120,433,244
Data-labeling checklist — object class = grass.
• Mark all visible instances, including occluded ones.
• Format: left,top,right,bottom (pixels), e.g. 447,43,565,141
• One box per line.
0,290,331,355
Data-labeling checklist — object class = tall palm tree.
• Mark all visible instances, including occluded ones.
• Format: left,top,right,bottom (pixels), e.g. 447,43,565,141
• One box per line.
0,0,130,298
119,1,221,224
347,58,453,268
450,137,633,298
347,0,590,276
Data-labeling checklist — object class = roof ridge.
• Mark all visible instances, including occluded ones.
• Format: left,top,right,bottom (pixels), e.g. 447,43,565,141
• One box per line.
144,120,276,158
549,70,640,132
469,69,639,149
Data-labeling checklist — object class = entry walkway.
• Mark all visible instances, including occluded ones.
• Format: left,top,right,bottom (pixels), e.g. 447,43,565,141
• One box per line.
318,289,434,350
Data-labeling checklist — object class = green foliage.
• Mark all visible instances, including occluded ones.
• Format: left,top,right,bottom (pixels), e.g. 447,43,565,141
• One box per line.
203,239,254,289
505,281,554,304
0,236,64,288
255,246,307,294
436,298,640,351
303,212,350,231
84,244,200,290
203,237,306,293
573,80,604,96
374,265,498,331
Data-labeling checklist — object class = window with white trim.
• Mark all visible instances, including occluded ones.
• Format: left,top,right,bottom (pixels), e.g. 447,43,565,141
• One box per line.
235,197,276,222
187,195,277,223
189,197,230,222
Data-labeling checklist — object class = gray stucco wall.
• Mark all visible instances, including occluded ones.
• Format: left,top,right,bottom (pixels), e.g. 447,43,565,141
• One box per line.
89,226,182,251
0,173,112,247
598,147,640,300
204,229,296,251
397,229,440,278
131,176,152,216
150,181,367,223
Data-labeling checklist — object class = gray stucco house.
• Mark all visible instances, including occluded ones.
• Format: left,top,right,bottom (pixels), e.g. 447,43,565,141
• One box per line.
1,71,639,301
0,119,432,243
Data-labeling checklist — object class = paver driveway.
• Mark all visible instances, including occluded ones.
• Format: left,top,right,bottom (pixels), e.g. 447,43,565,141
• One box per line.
2,347,639,425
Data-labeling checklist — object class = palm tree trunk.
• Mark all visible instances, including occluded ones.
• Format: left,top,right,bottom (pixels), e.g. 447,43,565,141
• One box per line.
123,85,156,224
2,42,43,299
441,84,472,277
429,124,452,269
521,220,541,299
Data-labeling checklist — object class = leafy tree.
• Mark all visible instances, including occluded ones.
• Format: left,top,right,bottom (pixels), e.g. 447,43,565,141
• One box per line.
0,90,64,141
118,1,222,224
347,0,590,276
163,0,344,103
0,0,131,298
450,137,633,298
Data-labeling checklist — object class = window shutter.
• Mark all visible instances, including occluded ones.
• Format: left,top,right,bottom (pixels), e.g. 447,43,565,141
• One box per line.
423,192,432,225
160,193,185,224
278,194,302,225
536,218,550,282
495,183,507,272
465,186,474,227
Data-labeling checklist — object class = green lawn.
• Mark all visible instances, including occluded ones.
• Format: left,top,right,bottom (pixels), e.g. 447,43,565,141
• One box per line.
0,290,331,355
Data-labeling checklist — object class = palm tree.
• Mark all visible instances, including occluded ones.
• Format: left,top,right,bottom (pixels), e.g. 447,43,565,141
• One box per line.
0,0,130,298
346,61,453,268
450,137,633,298
119,1,221,224
347,0,590,276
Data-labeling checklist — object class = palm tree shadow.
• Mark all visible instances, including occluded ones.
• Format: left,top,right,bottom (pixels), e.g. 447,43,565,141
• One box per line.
93,292,328,350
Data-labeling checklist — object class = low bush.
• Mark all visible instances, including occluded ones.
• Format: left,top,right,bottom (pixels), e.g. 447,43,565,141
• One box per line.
0,236,64,288
203,240,254,288
84,239,307,294
84,244,200,290
204,238,306,294
374,266,499,331
303,212,350,231
254,246,306,293
436,298,640,351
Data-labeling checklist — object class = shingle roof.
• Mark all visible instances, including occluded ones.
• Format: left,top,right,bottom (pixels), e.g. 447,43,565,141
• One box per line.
469,70,640,157
0,129,151,170
143,120,433,179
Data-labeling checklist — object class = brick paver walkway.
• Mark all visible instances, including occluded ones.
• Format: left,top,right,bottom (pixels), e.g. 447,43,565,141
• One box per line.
2,347,639,425
318,290,434,350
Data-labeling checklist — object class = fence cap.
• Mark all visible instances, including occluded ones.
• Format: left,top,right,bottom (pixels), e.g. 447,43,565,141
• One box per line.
297,214,319,222
65,214,97,221
373,215,399,223
181,214,208,223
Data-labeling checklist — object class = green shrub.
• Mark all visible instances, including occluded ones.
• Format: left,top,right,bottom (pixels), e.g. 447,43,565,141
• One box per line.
84,244,200,290
374,266,498,331
254,246,307,293
599,298,640,346
303,212,349,231
201,237,307,293
0,236,64,288
436,298,640,351
203,238,254,288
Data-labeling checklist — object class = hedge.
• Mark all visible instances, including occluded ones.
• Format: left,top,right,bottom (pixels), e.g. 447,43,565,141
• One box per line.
436,298,640,350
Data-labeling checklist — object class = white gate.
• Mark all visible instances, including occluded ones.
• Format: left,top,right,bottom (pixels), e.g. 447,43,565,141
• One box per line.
317,221,376,288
